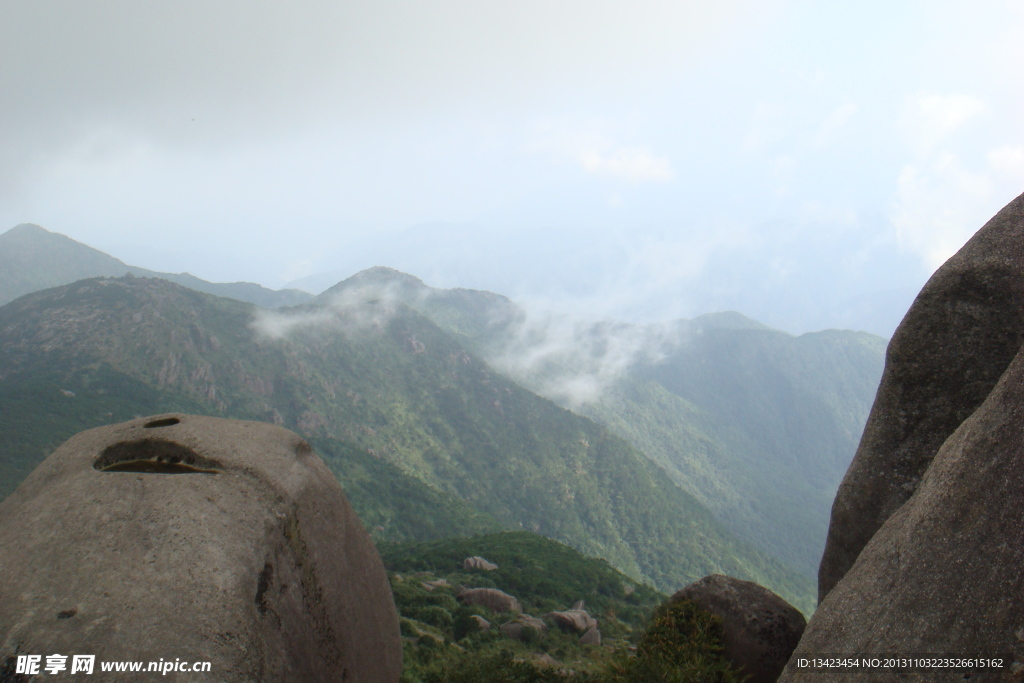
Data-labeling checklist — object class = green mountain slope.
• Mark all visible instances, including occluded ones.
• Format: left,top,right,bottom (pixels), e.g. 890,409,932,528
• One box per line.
0,223,313,308
0,276,814,612
316,268,886,580
580,321,885,577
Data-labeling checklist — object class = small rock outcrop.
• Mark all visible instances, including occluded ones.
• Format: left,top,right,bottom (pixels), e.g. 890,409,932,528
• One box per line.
818,191,1024,601
463,556,498,571
546,610,597,634
672,575,805,683
469,615,491,631
579,625,601,646
457,587,522,613
0,414,402,682
499,615,547,641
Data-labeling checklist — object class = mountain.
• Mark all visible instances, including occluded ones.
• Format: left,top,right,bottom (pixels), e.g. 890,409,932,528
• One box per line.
580,320,885,577
317,267,886,579
0,223,313,309
0,275,814,613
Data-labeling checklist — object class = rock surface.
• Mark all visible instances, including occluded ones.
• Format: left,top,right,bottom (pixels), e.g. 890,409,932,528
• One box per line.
463,555,498,571
469,615,491,631
818,191,1024,601
457,587,521,613
499,615,546,641
546,610,597,634
578,626,601,646
672,575,805,683
781,330,1024,680
0,414,401,682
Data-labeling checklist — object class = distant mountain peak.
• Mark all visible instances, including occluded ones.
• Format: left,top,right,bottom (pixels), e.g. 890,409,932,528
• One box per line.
1,223,81,246
320,266,428,298
0,222,313,310
690,311,774,332
6,223,49,235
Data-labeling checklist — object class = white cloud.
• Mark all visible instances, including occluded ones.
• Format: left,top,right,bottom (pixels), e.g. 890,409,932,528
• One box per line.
891,153,993,269
526,121,674,184
251,279,423,339
813,102,858,149
988,144,1024,179
903,93,986,153
742,101,786,152
279,260,315,285
772,155,798,196
487,310,680,408
578,146,674,183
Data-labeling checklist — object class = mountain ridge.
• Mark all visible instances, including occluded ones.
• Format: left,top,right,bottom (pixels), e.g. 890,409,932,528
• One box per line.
0,275,815,612
0,223,313,309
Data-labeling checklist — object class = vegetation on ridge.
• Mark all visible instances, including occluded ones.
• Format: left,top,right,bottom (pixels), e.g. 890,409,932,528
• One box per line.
0,276,814,612
382,532,743,683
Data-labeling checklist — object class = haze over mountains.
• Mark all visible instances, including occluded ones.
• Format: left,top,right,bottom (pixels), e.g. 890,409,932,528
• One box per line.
0,223,313,309
0,222,889,614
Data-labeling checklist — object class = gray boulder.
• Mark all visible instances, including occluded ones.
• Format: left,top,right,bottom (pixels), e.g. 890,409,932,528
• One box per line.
546,610,597,634
672,575,805,683
457,587,521,613
0,414,401,682
463,556,498,571
818,191,1024,601
499,615,546,641
579,625,601,646
469,615,491,631
780,343,1024,680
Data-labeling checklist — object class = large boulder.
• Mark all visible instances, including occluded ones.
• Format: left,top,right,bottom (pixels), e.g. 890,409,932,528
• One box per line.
0,414,402,682
781,344,1024,680
457,587,521,613
579,625,601,646
499,615,546,641
672,575,805,683
463,556,498,571
818,191,1024,601
546,610,597,634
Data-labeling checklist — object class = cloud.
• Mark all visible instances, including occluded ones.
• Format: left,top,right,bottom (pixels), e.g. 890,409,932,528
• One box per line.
251,279,424,340
988,144,1024,179
771,155,798,196
890,92,1024,271
742,101,786,152
0,0,759,196
891,153,993,269
813,102,858,149
526,122,674,184
486,309,682,408
903,93,986,153
578,146,674,183
251,308,335,340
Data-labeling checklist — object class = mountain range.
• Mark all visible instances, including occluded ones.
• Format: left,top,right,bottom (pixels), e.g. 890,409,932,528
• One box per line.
0,223,889,614
313,266,885,578
0,223,313,309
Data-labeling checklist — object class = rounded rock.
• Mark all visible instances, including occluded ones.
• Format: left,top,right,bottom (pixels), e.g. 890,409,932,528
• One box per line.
0,414,402,682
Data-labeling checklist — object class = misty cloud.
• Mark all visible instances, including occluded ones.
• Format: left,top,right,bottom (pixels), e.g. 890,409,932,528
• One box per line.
485,309,682,408
5,1,1024,341
251,280,423,340
578,146,674,183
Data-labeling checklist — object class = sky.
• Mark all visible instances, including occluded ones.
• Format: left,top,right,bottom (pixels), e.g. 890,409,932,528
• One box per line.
3,0,1024,336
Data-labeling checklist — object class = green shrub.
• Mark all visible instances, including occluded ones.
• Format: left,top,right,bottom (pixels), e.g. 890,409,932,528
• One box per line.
420,649,602,683
603,599,745,683
415,605,453,629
